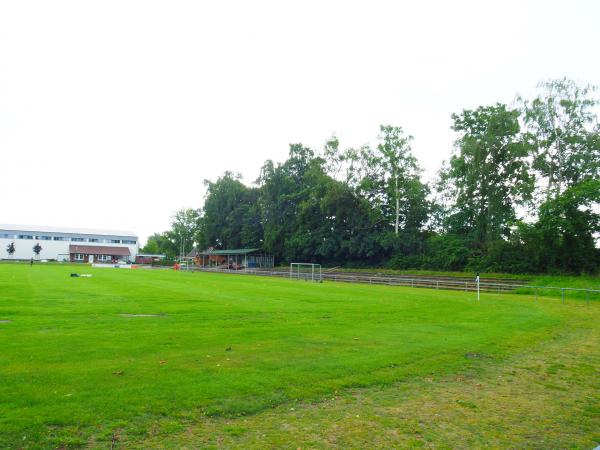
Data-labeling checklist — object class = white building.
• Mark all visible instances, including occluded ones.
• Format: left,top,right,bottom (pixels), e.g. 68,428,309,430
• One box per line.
0,224,139,263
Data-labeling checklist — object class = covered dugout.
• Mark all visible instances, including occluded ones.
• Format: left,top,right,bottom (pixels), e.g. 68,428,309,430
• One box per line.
187,248,274,269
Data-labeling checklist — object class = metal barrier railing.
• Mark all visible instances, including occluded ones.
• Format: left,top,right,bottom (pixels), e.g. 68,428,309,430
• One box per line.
186,267,600,305
514,285,600,305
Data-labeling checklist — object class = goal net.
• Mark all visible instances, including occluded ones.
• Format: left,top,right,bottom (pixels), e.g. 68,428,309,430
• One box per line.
289,263,322,282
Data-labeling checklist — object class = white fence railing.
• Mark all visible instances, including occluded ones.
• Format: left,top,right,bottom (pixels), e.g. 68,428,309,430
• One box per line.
186,266,600,304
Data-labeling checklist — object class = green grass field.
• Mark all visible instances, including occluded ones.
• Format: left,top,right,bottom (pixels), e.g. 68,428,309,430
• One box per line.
0,264,598,448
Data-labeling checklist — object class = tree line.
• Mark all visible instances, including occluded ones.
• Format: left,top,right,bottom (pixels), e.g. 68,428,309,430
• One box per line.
143,78,600,274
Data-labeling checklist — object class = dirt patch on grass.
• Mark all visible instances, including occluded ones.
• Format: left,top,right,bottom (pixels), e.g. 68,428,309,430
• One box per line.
464,352,493,359
0,320,12,323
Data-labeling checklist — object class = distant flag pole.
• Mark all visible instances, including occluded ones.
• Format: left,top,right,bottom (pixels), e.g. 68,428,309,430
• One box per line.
476,272,480,302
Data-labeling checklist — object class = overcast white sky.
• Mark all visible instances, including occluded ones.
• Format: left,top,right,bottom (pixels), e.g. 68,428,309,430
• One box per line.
1,0,599,244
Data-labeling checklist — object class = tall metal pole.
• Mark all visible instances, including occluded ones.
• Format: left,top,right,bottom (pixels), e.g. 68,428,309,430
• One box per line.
179,231,183,263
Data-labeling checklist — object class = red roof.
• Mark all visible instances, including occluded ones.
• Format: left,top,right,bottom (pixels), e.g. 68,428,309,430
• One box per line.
69,245,130,256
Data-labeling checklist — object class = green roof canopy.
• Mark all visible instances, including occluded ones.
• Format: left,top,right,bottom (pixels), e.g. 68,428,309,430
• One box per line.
198,248,261,256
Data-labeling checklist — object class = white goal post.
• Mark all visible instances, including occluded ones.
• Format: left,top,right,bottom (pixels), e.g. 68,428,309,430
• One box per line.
289,263,322,282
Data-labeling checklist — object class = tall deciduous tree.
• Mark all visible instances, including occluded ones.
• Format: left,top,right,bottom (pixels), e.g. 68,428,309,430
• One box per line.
259,143,382,264
258,144,323,261
520,78,600,200
201,172,262,249
530,179,600,273
168,208,202,258
339,126,429,237
377,125,424,235
141,233,176,257
322,135,344,180
443,104,534,247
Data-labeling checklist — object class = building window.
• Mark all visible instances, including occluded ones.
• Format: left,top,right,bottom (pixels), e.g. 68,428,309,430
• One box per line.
72,237,85,242
110,239,121,244
89,238,99,242
74,254,84,261
0,234,15,239
122,240,137,244
53,236,66,241
18,235,33,239
37,236,52,240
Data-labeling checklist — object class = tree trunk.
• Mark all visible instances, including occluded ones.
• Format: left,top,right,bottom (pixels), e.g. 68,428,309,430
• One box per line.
395,177,399,235
546,165,554,200
546,114,560,200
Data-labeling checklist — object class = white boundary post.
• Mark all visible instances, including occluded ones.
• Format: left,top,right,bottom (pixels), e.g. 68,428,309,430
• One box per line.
476,272,480,302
